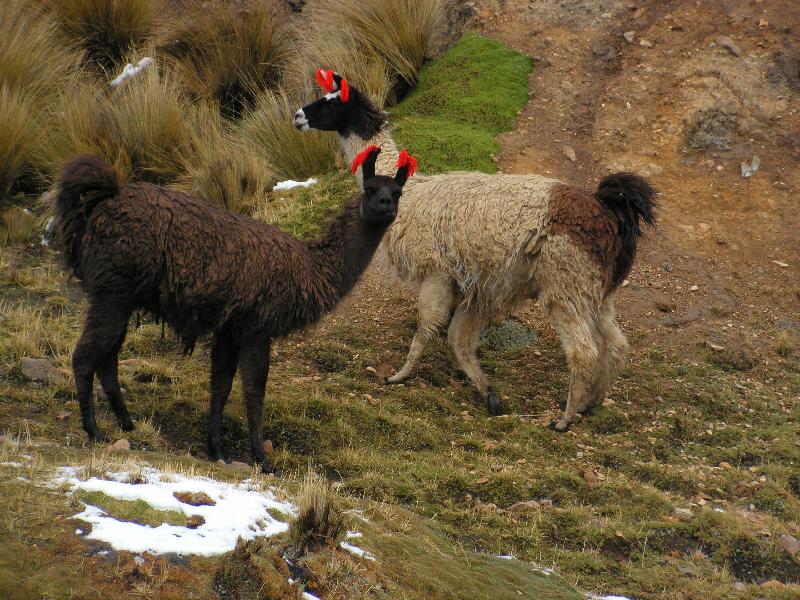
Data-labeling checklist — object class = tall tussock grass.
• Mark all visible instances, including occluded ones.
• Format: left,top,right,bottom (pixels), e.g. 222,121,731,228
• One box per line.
45,70,212,186
303,0,442,101
239,89,337,180
47,0,161,70
159,0,294,117
0,88,40,200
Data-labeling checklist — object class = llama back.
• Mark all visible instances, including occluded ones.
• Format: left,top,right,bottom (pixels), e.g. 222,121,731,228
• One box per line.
384,172,559,314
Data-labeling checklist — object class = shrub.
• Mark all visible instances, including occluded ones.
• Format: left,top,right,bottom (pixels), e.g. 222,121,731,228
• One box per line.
303,0,442,93
48,0,160,70
0,88,40,200
159,0,293,117
238,89,336,180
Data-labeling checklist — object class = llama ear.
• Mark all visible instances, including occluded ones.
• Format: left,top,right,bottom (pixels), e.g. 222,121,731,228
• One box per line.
315,68,335,93
351,145,381,180
394,150,417,186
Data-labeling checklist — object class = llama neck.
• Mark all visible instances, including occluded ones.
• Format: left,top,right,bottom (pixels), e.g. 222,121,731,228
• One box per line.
337,129,400,190
304,199,388,315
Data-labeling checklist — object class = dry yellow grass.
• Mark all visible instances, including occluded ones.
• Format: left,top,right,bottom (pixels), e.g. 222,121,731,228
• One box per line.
47,0,161,70
158,0,294,117
288,470,349,553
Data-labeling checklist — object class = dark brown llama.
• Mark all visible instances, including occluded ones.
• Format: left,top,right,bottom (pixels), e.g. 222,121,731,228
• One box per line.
55,146,414,472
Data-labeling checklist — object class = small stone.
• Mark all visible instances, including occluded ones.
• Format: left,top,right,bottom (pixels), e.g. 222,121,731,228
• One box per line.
689,285,699,291
636,114,647,125
263,440,274,456
492,463,503,472
706,341,725,351
186,515,205,529
779,534,800,556
56,411,71,421
761,580,785,590
583,469,601,489
477,502,497,515
733,582,747,592
674,508,694,522
639,39,653,48
365,366,377,374
483,441,499,451
602,398,615,407
475,477,490,485
507,500,540,513
623,31,636,43
563,145,577,162
107,439,130,452
516,459,527,465
622,279,630,287
719,461,732,469
758,19,769,28
174,491,216,506
772,260,788,268
20,358,66,385
714,35,740,56
230,461,251,469
677,564,699,577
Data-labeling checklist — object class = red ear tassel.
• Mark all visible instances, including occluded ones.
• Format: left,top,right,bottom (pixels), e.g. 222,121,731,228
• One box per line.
340,79,350,102
396,150,417,178
315,68,335,93
351,144,380,174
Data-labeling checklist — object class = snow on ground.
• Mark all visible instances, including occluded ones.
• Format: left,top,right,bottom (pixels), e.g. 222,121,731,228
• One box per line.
110,57,154,87
588,595,634,600
273,178,317,191
53,466,296,556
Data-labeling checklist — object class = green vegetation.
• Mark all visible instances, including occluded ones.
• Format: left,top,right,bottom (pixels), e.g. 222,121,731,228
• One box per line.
392,31,532,173
74,490,187,527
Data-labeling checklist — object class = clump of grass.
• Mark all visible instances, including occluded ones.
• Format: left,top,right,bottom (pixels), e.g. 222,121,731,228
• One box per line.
213,537,301,600
48,0,160,70
239,89,336,180
0,1,83,200
0,206,36,246
45,69,212,185
73,490,186,527
159,0,293,118
288,470,349,553
0,88,40,201
776,330,794,358
392,31,533,173
304,0,442,91
175,115,276,213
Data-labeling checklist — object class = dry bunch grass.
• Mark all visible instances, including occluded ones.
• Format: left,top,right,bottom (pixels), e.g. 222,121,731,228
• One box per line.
48,0,161,70
301,0,442,99
288,470,348,553
158,0,294,117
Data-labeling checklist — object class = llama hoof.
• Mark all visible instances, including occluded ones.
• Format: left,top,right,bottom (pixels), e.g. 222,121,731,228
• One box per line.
120,419,135,432
259,460,278,476
85,427,108,442
548,419,571,432
385,374,403,385
486,391,504,416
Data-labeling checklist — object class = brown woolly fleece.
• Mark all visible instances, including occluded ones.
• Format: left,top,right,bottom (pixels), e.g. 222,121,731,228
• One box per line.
55,153,400,471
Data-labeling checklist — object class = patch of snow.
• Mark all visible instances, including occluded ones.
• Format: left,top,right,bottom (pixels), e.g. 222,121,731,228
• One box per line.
55,466,296,556
110,57,154,88
302,592,321,600
273,178,317,191
588,595,634,600
1,461,23,468
345,531,362,539
497,554,515,560
339,541,376,561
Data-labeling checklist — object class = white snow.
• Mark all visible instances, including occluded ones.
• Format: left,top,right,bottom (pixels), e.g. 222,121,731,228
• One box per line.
273,178,317,191
1,461,23,468
588,595,634,600
110,57,154,88
54,466,296,556
339,540,376,561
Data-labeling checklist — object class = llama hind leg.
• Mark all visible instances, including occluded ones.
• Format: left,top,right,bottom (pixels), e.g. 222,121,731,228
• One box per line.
387,273,455,384
586,297,629,411
96,334,134,432
447,305,502,415
73,299,132,441
238,330,273,474
207,326,239,462
545,301,599,431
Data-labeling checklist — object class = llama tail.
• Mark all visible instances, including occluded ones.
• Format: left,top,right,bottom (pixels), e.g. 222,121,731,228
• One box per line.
55,154,120,277
595,172,658,289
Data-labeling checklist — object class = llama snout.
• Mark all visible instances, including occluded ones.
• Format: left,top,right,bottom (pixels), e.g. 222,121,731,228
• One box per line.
293,109,309,131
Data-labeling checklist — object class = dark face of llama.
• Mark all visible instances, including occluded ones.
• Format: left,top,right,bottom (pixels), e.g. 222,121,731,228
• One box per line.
293,69,385,139
353,145,416,225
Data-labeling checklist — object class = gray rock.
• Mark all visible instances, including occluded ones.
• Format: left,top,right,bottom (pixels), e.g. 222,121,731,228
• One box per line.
21,358,66,385
674,507,694,522
714,35,740,57
779,534,800,557
108,439,130,452
623,31,636,43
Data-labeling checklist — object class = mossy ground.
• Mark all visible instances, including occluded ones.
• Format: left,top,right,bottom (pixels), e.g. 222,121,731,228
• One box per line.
392,31,533,173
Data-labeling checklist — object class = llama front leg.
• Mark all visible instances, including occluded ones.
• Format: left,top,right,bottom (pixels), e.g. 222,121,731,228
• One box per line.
238,330,273,474
447,305,503,415
387,273,455,384
208,326,239,462
546,301,599,431
73,299,133,441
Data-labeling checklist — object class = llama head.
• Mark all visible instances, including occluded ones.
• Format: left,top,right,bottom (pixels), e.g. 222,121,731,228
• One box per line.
352,145,416,225
293,69,386,140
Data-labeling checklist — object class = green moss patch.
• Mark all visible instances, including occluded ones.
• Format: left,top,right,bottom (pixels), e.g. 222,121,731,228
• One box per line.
74,490,187,528
392,32,532,173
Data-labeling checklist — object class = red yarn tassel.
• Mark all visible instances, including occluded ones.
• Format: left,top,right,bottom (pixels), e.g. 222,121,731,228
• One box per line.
351,145,380,174
340,79,350,102
315,68,334,93
396,150,417,178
